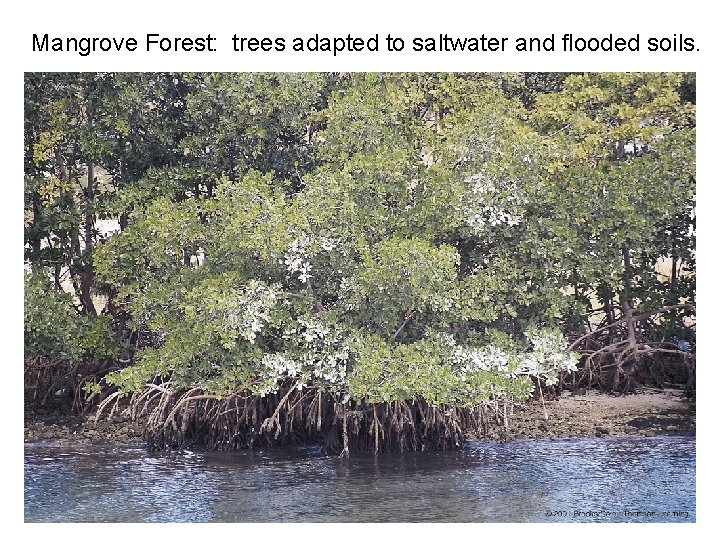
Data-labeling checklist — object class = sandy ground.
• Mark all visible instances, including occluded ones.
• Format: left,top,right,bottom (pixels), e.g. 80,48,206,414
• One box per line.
24,388,695,447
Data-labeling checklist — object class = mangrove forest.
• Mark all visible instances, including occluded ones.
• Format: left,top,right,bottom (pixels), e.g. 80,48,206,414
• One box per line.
24,72,696,454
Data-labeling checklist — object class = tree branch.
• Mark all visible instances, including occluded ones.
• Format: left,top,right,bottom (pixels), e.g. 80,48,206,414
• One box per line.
568,303,695,351
392,310,415,340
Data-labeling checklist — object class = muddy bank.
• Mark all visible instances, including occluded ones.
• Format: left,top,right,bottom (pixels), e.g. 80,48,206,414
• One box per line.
25,388,695,448
483,388,695,441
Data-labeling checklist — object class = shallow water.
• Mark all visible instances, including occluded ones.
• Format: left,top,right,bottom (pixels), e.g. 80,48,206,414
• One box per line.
24,434,695,523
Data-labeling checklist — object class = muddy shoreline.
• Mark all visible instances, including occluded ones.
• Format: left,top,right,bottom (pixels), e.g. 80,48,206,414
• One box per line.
24,388,695,448
482,387,695,441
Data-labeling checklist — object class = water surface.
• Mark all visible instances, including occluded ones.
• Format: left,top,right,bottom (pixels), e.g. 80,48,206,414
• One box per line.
25,434,695,523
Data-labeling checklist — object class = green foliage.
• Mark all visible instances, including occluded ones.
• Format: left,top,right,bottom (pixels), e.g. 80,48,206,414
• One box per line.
348,327,577,406
181,73,331,184
529,73,695,336
24,273,118,362
348,333,467,405
340,238,459,338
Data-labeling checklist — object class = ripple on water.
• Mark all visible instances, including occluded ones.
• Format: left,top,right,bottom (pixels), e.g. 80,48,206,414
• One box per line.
24,435,695,523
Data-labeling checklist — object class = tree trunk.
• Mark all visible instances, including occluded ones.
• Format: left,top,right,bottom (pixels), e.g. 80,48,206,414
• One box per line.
621,246,637,349
615,246,637,390
30,191,42,268
79,163,97,316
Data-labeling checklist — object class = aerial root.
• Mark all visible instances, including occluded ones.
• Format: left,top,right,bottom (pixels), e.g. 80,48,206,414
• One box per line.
567,305,695,394
96,384,500,454
24,356,125,414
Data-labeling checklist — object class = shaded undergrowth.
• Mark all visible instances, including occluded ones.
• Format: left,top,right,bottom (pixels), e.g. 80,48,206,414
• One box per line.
24,356,125,414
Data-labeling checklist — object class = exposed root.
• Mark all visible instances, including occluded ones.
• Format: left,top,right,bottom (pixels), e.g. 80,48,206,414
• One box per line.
24,356,124,414
96,390,122,420
566,303,695,395
104,384,501,455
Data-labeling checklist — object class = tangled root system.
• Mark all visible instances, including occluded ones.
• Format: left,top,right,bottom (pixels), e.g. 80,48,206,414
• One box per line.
98,384,496,455
565,341,695,396
24,356,121,414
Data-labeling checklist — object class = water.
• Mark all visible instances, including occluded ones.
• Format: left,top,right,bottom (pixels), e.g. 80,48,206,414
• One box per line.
24,434,695,523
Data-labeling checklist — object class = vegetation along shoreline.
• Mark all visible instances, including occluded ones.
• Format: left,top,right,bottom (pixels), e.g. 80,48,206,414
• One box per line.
25,73,695,455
